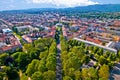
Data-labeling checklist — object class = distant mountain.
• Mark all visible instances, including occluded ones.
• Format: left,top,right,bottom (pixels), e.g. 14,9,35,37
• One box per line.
1,4,120,13
72,4,120,12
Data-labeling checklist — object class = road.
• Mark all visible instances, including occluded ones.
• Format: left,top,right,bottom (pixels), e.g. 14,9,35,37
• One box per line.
110,63,120,80
56,44,62,80
0,18,13,27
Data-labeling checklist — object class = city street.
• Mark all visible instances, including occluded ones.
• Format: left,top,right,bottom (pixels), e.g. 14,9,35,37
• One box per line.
110,63,120,80
56,44,62,80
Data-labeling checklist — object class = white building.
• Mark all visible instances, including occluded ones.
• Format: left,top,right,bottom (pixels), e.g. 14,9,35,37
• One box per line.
16,25,34,32
2,28,12,34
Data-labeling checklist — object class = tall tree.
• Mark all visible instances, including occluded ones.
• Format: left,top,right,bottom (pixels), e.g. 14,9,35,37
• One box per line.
98,64,109,80
38,59,47,72
43,70,56,80
63,76,73,80
26,59,39,76
74,70,81,80
0,53,8,65
31,71,43,80
46,55,56,71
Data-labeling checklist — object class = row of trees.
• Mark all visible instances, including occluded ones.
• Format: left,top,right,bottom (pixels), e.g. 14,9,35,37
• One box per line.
60,35,118,80
26,39,57,80
1,33,120,80
0,38,57,80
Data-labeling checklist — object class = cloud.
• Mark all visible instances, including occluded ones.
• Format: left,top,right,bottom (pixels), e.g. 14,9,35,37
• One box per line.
27,0,99,7
10,0,14,3
4,4,15,10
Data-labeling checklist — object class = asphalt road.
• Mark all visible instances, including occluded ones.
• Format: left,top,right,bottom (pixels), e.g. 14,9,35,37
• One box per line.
56,44,62,80
110,63,120,80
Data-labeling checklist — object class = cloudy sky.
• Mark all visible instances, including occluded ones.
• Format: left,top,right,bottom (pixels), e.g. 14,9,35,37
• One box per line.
0,0,120,11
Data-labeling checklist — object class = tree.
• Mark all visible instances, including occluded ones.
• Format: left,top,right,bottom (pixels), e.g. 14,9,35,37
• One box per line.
89,46,94,52
82,56,90,64
68,68,75,79
26,59,39,76
11,52,28,68
66,55,81,69
67,40,84,47
31,71,43,80
20,73,28,80
98,48,104,55
88,67,98,80
117,51,120,61
109,53,116,61
4,66,19,80
46,55,56,71
0,72,6,80
12,27,18,33
7,69,19,79
0,53,8,65
81,68,90,80
105,51,111,57
98,64,109,80
61,41,68,53
23,44,33,53
60,34,64,41
117,51,120,59
38,59,47,72
29,48,40,60
34,38,53,50
93,46,99,54
11,52,19,61
98,56,108,65
81,68,98,80
74,70,81,80
49,40,57,55
63,76,73,80
16,47,22,52
63,54,81,76
103,52,109,58
61,51,68,61
70,46,85,60
60,35,68,53
4,56,14,66
39,50,49,59
17,52,28,68
43,70,56,80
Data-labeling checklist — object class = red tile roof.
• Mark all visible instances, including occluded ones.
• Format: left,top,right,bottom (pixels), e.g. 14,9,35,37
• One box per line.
86,37,101,44
22,35,32,43
1,46,12,51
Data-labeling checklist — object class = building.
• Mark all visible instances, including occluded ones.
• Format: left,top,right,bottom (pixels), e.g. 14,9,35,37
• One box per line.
56,23,63,28
22,35,33,43
2,28,12,34
16,25,34,32
74,38,117,53
0,34,21,53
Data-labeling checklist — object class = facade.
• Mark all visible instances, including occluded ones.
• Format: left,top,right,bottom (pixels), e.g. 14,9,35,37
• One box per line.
16,25,34,32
